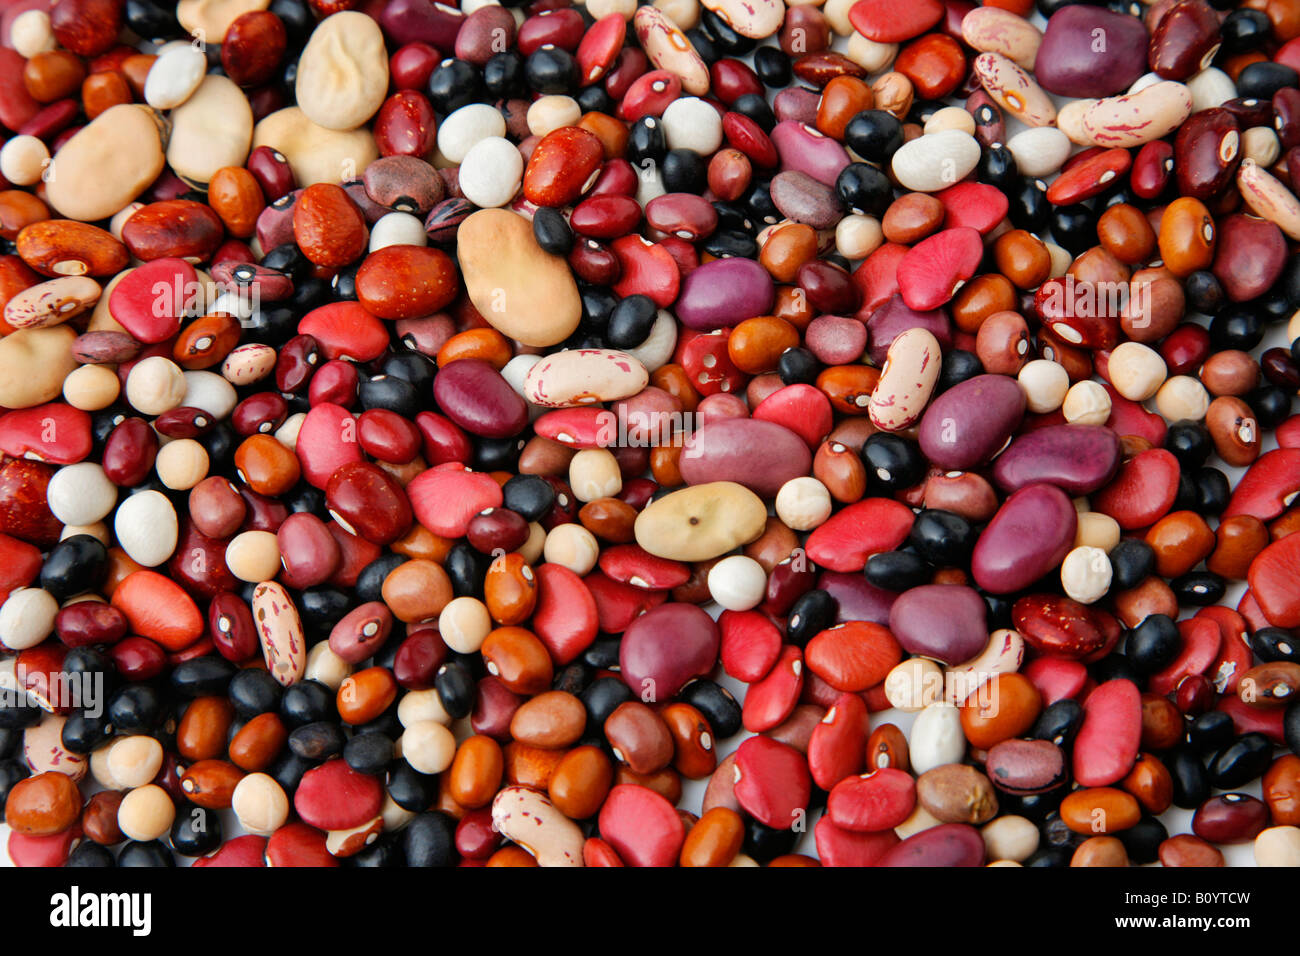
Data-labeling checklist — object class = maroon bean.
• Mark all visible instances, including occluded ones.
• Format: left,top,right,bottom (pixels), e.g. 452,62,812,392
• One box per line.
53,602,127,648
619,603,719,700
1192,794,1270,845
888,584,988,665
208,591,260,663
432,359,530,439
1034,6,1148,97
917,374,1026,470
991,424,1122,496
877,823,985,867
101,417,159,488
971,484,1078,594
674,258,775,330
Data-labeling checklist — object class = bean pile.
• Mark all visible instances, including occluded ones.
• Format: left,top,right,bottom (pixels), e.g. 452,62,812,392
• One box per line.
0,0,1298,870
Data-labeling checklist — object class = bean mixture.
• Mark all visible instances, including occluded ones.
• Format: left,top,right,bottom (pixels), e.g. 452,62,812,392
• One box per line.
0,0,1299,870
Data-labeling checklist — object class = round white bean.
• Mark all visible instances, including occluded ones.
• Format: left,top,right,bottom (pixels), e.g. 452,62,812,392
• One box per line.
706,554,767,611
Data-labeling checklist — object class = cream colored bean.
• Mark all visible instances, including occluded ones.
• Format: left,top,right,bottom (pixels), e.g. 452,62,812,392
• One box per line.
275,412,306,452
652,0,698,29
232,772,290,835
844,33,896,70
225,530,282,583
168,75,254,187
117,785,175,842
885,658,945,712
182,370,237,421
588,0,637,19
438,103,507,163
125,356,188,416
1155,375,1210,422
869,327,941,431
1186,67,1235,112
294,11,388,131
4,276,101,331
63,364,121,411
1018,359,1069,414
1060,545,1112,604
909,702,966,774
0,326,78,409
107,735,164,790
44,105,166,222
177,0,270,40
155,438,209,490
114,494,179,567
60,523,110,545
0,588,59,651
982,814,1039,862
369,211,427,251
1075,511,1121,552
381,793,416,832
1056,98,1097,146
144,45,207,110
1061,380,1112,425
304,640,351,690
251,107,379,187
397,688,452,728
923,106,976,136
1006,126,1073,178
526,95,583,138
400,720,456,774
491,785,584,866
457,136,524,208
542,523,600,575
10,9,55,57
835,214,883,260
1108,342,1167,401
775,476,832,531
895,803,943,839
0,135,49,187
1255,825,1300,867
47,462,117,526
89,745,119,790
568,448,622,502
823,0,856,34
1045,241,1072,278
439,596,493,654
1243,126,1281,167
706,554,767,611
519,521,546,565
891,130,981,192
